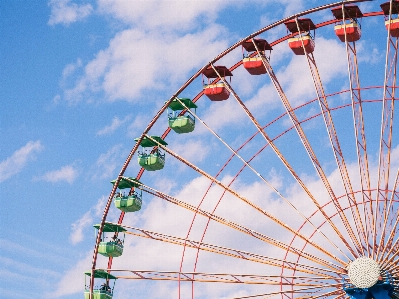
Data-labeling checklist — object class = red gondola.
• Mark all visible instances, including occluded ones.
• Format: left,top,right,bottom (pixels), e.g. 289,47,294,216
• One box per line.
381,1,399,37
331,5,362,42
285,19,316,55
385,19,399,37
334,24,361,42
203,83,230,101
241,39,272,75
202,66,233,101
287,35,315,55
243,57,265,75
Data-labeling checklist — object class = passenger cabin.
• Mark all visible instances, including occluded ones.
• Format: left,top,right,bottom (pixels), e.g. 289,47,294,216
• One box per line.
284,18,316,55
331,5,362,42
94,222,126,258
134,136,168,171
381,1,399,37
84,270,117,299
241,38,272,75
111,177,142,212
202,66,233,101
167,98,197,134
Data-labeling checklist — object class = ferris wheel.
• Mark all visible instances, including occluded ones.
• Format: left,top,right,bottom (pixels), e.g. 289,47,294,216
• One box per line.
85,0,399,298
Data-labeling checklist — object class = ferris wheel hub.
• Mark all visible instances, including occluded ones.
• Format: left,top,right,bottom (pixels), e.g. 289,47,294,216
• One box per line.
347,257,381,289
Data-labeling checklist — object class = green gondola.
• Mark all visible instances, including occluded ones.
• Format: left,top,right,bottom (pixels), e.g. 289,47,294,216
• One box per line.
167,98,197,134
114,195,142,212
94,223,126,258
134,136,168,171
84,270,117,299
111,177,143,212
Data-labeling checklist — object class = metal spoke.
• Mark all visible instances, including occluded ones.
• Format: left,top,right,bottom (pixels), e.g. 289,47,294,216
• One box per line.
116,221,344,277
144,135,348,268
174,97,351,261
211,64,358,259
87,3,398,299
375,0,398,259
132,178,346,271
231,283,342,299
106,269,334,285
340,4,372,256
378,169,399,263
294,17,363,256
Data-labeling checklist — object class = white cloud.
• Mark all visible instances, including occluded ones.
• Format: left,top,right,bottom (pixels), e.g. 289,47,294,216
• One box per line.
98,0,230,31
62,58,82,79
50,1,399,297
70,196,106,244
60,59,83,91
168,138,211,168
50,251,92,297
274,37,347,107
63,25,229,103
177,36,348,133
0,140,43,183
69,211,93,245
48,0,93,26
34,164,78,184
356,40,383,65
55,196,116,296
91,144,126,180
96,114,132,136
126,114,154,139
52,153,390,297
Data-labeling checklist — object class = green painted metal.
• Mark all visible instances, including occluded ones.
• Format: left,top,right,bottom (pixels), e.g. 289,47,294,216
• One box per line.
84,270,117,280
98,241,123,258
84,270,116,299
138,153,165,171
169,115,195,134
134,136,167,147
110,177,141,189
114,195,142,212
93,222,127,233
84,290,113,299
167,98,197,111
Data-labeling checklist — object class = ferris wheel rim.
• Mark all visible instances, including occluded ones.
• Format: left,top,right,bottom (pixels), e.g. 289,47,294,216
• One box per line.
88,1,399,298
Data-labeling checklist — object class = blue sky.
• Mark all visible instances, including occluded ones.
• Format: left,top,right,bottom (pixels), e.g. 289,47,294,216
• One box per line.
1,0,398,298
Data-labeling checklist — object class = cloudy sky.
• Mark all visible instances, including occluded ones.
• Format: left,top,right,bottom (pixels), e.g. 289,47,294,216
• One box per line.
1,0,398,298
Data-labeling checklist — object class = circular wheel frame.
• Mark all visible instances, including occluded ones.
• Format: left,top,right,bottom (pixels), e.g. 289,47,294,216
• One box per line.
88,1,399,298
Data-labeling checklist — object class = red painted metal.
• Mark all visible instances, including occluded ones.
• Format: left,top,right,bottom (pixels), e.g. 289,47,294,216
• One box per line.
242,57,267,75
91,0,398,297
203,83,230,101
331,5,363,19
335,2,372,257
374,0,399,260
334,23,361,42
295,13,366,257
288,35,315,55
382,1,399,41
202,65,233,78
242,38,272,52
385,19,399,37
381,1,399,15
285,18,316,33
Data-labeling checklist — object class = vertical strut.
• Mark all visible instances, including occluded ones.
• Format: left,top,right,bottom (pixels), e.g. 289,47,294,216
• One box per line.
377,169,399,266
211,64,359,259
339,4,372,257
176,97,351,261
145,135,348,267
375,0,398,259
378,169,399,263
250,39,357,260
294,17,364,256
